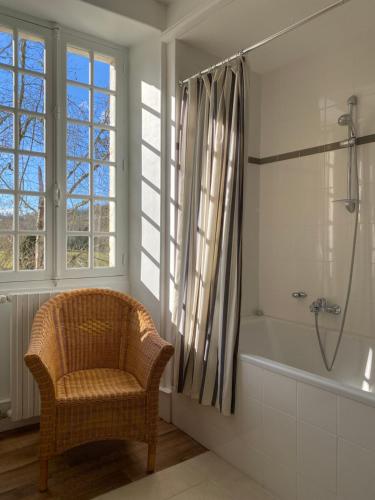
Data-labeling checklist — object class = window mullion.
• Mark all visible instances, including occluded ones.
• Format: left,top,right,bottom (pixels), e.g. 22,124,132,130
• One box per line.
89,48,94,270
14,27,19,272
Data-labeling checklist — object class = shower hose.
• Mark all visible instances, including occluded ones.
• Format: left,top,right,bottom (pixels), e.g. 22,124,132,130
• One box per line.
314,142,359,372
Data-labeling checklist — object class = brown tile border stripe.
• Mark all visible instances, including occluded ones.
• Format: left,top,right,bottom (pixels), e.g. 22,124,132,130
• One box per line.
248,133,375,165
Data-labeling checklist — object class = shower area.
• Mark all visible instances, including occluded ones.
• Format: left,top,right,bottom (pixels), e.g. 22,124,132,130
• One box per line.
171,1,375,499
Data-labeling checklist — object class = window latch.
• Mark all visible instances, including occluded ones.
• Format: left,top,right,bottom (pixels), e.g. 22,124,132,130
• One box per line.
54,183,61,207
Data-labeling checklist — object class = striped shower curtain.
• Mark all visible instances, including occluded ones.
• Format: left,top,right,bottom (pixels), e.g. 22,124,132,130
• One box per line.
172,60,246,415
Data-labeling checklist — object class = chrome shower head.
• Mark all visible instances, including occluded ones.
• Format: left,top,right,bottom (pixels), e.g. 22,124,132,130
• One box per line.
338,113,352,126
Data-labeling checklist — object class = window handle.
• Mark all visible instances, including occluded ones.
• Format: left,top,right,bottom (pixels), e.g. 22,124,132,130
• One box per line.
54,184,61,208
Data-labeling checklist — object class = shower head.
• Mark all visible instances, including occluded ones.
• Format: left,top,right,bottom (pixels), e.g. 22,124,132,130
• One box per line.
338,113,356,136
338,113,352,126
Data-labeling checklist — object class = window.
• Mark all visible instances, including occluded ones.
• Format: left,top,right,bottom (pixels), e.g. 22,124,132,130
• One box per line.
65,46,117,270
0,26,47,272
0,14,125,282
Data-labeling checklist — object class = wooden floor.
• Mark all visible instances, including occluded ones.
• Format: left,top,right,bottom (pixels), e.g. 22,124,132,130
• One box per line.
0,420,206,500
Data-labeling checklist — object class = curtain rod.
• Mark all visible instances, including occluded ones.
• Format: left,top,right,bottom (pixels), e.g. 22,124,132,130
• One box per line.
179,0,351,86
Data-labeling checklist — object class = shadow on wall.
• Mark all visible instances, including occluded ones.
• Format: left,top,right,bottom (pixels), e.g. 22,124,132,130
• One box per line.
140,81,161,300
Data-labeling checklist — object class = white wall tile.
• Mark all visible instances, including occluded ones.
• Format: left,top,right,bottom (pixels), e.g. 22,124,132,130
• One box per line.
237,362,263,402
297,475,337,500
298,383,337,434
263,405,297,469
298,421,337,493
338,439,375,500
338,397,375,452
263,370,297,416
264,456,297,500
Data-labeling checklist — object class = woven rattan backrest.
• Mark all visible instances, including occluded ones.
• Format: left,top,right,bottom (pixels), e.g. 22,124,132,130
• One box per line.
51,289,130,374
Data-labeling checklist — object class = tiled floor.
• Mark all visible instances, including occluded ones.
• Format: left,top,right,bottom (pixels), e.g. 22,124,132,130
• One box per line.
95,451,276,500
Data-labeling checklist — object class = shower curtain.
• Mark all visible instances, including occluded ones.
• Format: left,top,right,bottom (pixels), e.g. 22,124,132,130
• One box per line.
172,59,246,415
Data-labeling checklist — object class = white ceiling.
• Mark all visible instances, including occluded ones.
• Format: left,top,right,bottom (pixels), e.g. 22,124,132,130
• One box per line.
178,0,375,74
0,0,161,46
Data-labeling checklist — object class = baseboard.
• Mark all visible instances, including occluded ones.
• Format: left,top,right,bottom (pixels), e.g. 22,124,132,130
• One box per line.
159,386,172,422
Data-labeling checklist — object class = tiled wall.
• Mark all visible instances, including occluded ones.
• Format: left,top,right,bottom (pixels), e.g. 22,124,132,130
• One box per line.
173,360,375,500
258,31,375,338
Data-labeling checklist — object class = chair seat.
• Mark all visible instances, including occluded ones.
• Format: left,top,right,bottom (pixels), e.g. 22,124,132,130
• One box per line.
56,368,145,403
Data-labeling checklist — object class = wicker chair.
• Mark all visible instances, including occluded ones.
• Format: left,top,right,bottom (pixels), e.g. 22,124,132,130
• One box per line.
24,288,174,492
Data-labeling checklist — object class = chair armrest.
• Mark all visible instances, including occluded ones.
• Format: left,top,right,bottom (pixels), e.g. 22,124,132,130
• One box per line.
24,305,61,401
125,307,174,391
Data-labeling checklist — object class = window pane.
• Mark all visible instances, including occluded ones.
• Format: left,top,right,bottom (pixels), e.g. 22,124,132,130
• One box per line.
19,234,44,270
18,73,45,113
19,195,45,230
66,198,89,231
0,29,13,66
0,234,13,270
0,68,13,106
93,164,115,197
19,155,45,192
66,122,89,158
67,235,89,268
93,128,115,161
0,152,14,190
94,199,115,232
0,194,13,229
19,114,44,152
67,48,90,84
94,235,115,268
93,92,115,126
18,34,45,73
66,160,89,195
94,54,115,90
67,85,90,121
0,111,14,149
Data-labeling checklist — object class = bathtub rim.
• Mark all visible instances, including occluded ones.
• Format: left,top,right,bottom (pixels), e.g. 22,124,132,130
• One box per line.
239,315,375,409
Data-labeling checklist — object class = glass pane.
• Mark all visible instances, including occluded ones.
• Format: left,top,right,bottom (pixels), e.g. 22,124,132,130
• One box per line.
18,73,44,113
0,194,13,229
66,122,89,158
94,53,115,90
0,234,13,270
19,195,45,230
66,198,89,231
0,152,14,190
0,29,13,66
19,155,45,192
93,128,115,161
94,235,115,268
19,114,44,152
94,199,115,232
67,85,90,121
0,68,13,106
67,48,90,84
66,160,89,195
67,235,89,268
18,34,45,73
93,92,115,126
0,111,13,148
19,234,44,270
93,164,115,197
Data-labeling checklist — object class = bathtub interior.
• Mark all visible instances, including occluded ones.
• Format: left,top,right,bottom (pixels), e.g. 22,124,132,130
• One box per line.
239,316,375,394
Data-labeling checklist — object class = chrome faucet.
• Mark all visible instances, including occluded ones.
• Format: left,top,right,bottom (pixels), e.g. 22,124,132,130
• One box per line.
310,297,341,315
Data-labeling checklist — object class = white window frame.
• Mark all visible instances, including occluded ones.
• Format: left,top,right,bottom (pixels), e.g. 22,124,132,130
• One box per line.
0,13,53,283
0,12,127,285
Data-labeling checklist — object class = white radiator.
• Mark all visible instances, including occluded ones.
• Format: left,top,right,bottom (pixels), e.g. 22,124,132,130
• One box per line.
9,292,55,421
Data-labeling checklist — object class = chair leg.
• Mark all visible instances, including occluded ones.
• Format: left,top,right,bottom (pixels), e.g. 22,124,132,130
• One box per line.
39,458,48,492
147,442,156,473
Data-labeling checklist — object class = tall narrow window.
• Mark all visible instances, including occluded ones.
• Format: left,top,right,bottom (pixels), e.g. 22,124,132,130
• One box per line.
0,27,47,272
65,46,116,270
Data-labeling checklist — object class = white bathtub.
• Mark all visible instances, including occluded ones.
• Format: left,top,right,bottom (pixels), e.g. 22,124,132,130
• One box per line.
240,316,375,408
172,316,375,500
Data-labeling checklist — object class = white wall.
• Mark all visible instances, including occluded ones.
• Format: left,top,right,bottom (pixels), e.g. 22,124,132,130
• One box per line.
258,31,375,339
128,35,163,330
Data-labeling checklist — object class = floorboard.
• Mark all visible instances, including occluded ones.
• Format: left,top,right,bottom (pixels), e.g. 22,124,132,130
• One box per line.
0,420,206,500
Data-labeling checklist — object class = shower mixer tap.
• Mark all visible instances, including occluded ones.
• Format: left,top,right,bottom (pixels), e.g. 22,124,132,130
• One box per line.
310,297,341,315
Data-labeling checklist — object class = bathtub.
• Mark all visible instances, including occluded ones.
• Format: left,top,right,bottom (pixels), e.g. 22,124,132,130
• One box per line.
172,316,375,500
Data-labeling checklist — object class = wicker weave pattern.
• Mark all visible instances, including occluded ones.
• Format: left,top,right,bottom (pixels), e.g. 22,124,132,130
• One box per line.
24,289,174,469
